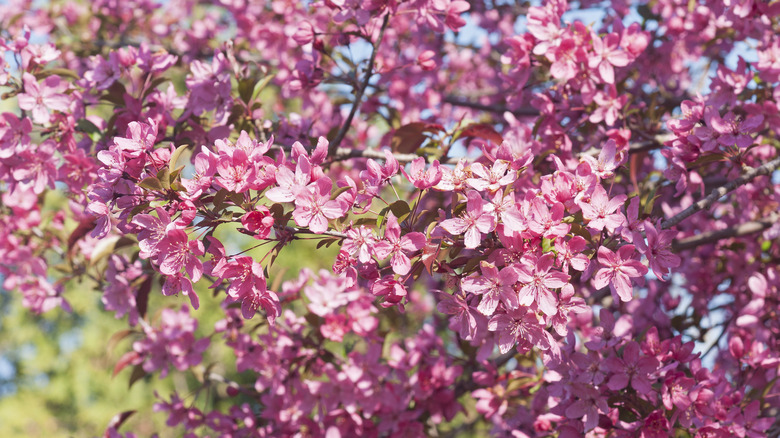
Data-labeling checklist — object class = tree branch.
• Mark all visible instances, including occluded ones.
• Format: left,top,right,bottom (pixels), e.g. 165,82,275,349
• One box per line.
327,15,390,158
672,212,779,251
442,96,540,117
661,156,780,230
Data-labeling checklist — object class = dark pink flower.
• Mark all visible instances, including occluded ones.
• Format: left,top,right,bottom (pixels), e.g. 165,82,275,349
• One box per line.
157,229,204,282
593,244,647,302
434,290,478,340
370,276,408,308
634,220,680,280
487,307,557,356
240,207,274,240
603,341,658,393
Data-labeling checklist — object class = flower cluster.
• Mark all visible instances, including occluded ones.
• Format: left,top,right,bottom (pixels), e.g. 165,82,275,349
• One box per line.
2,0,780,436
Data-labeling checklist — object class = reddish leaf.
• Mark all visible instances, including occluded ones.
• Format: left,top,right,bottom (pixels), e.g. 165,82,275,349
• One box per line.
128,364,147,388
104,410,136,436
136,276,152,319
421,241,441,275
391,122,445,154
113,351,141,377
107,329,134,354
460,123,503,145
67,216,97,253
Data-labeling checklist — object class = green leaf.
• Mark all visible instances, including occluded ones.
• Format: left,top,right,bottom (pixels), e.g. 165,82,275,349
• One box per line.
376,200,411,227
238,77,255,104
89,236,120,266
156,168,171,190
76,119,102,141
36,68,80,81
138,176,165,192
251,74,276,102
168,144,189,174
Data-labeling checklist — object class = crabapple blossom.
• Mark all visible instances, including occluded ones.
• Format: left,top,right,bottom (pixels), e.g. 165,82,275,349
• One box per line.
2,0,780,436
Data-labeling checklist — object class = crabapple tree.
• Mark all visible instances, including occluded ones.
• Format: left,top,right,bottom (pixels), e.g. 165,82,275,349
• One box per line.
1,0,780,436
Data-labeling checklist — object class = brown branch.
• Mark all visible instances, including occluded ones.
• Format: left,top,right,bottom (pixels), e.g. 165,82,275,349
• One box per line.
332,147,461,164
661,156,780,230
442,96,540,117
672,212,779,251
327,15,390,158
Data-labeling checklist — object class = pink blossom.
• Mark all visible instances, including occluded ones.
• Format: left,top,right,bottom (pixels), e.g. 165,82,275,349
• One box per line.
240,207,274,240
603,341,658,393
434,290,478,340
17,73,70,124
528,198,569,239
292,177,344,234
593,245,648,302
460,261,519,316
373,212,426,275
634,220,680,280
466,159,516,192
402,157,443,189
440,191,496,249
215,148,255,193
579,184,626,233
589,84,627,126
515,253,569,316
221,257,281,322
588,32,630,84
554,236,589,273
581,139,621,179
370,276,408,308
157,229,204,282
487,307,557,356
341,226,377,264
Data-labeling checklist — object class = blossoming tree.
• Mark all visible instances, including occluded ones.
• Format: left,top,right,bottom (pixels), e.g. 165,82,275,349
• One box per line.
1,0,780,436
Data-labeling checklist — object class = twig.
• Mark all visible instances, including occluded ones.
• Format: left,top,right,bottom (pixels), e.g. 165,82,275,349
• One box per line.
661,156,780,230
327,15,390,158
283,225,348,239
442,96,540,117
672,212,779,251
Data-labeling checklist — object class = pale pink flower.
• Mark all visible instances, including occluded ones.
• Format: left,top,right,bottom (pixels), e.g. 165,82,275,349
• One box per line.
580,184,626,233
466,160,516,192
402,157,443,189
266,156,311,202
461,261,519,316
17,73,70,124
373,212,426,275
440,191,496,249
515,253,569,316
341,226,377,264
292,177,344,234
